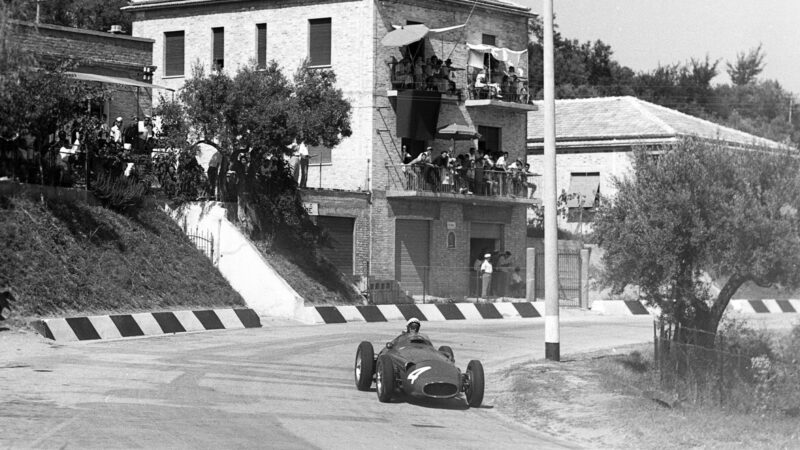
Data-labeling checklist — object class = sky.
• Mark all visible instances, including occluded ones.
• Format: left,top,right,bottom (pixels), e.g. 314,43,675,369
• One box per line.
518,0,800,94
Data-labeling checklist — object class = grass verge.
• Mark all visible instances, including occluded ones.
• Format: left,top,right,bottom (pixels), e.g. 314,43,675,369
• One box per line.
494,342,800,449
0,195,245,329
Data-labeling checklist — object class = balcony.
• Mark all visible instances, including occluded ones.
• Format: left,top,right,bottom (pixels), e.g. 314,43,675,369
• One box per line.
386,62,537,111
385,164,539,205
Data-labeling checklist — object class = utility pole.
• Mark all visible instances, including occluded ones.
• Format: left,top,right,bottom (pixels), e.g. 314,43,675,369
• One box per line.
543,0,560,361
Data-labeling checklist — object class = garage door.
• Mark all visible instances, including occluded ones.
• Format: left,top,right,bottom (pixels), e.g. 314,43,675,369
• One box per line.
395,219,430,295
317,216,354,276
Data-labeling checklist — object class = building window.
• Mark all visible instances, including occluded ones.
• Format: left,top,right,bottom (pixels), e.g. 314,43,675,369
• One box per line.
477,126,501,155
256,23,267,69
565,172,600,222
482,34,496,46
212,27,224,70
309,18,332,67
164,31,185,77
308,145,332,165
447,231,456,249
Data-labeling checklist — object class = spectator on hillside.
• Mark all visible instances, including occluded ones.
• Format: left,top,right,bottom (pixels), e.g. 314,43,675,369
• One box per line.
110,117,123,143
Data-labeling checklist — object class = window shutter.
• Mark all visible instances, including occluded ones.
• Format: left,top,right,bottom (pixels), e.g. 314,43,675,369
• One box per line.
309,18,331,66
482,34,496,46
164,31,185,76
212,27,224,69
256,23,267,69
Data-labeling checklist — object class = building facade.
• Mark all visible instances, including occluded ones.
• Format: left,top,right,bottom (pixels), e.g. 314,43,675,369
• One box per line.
9,20,158,123
126,0,537,299
526,96,787,234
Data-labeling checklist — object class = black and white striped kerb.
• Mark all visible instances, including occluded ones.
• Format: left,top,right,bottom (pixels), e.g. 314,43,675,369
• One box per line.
730,299,800,314
304,302,543,324
31,308,261,341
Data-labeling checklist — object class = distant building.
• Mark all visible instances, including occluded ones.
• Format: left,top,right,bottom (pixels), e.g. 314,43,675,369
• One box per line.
526,96,788,233
125,0,538,298
8,20,165,124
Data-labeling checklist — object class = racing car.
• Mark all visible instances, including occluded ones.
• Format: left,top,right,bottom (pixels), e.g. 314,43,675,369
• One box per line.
353,318,484,407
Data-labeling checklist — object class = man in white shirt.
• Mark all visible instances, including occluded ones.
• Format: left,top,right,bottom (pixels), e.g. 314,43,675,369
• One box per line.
110,117,123,143
298,139,309,188
480,253,493,300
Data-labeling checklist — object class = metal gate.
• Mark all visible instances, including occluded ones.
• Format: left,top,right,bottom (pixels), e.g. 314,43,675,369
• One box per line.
186,227,216,266
534,251,581,307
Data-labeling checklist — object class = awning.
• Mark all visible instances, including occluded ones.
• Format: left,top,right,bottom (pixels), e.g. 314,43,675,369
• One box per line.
382,23,466,47
567,175,600,208
65,71,175,91
466,43,527,70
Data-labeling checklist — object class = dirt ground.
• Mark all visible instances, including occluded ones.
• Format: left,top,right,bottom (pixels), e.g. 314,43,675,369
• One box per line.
492,351,653,449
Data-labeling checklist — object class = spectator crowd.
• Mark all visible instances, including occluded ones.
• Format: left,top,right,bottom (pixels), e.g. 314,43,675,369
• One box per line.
401,146,537,198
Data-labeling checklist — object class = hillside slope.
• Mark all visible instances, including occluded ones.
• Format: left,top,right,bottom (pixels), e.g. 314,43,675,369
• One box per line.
0,195,245,329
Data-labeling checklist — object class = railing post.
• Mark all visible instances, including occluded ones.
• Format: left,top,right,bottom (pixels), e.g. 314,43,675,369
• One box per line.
526,247,536,302
579,247,590,309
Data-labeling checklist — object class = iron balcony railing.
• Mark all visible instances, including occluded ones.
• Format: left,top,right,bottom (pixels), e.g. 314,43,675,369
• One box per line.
386,164,537,199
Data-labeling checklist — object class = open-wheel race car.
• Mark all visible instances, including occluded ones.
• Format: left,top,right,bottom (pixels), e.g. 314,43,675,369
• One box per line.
353,318,484,407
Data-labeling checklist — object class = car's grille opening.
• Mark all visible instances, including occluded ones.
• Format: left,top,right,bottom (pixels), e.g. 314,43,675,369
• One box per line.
424,383,458,397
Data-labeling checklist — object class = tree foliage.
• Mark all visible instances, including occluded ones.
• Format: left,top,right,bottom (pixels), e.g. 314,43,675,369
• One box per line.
10,0,132,34
594,139,800,338
727,43,766,86
154,60,352,249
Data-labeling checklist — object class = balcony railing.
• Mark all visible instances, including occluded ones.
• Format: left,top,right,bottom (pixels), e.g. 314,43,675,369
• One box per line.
388,63,531,104
386,164,537,199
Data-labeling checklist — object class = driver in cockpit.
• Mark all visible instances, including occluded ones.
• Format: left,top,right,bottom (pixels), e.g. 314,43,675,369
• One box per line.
390,317,430,347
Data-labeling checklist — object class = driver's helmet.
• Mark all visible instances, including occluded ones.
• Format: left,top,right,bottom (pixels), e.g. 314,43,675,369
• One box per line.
406,317,421,334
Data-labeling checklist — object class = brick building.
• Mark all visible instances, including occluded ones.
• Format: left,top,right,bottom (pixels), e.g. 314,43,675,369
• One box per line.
526,96,787,234
8,20,163,124
125,0,537,299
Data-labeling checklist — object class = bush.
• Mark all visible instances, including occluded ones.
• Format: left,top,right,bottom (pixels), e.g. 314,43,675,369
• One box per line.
90,173,147,213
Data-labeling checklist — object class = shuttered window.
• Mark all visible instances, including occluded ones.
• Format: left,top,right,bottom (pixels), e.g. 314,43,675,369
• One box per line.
256,23,267,69
164,31,185,77
482,34,496,46
212,27,224,70
308,18,332,67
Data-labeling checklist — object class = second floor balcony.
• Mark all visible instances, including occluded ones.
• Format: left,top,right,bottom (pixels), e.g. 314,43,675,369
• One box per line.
385,164,539,205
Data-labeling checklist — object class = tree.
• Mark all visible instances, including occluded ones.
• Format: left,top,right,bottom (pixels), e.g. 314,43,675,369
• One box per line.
155,60,352,248
727,43,766,86
593,139,800,342
11,0,132,34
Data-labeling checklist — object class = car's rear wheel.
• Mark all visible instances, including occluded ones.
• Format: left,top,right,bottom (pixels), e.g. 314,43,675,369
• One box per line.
438,345,454,363
376,354,394,403
465,359,485,407
354,341,374,391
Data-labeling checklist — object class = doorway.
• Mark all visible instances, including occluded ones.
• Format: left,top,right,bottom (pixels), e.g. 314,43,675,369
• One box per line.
469,238,497,296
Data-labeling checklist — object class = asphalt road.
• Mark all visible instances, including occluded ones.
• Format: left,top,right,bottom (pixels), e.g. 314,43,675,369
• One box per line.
0,314,733,449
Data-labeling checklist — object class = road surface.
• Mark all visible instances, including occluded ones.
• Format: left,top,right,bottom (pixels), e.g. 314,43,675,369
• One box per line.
0,315,680,449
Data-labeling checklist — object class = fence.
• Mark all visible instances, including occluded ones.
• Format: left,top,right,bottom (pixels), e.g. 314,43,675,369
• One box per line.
184,225,217,266
652,320,783,408
534,251,582,307
386,164,536,199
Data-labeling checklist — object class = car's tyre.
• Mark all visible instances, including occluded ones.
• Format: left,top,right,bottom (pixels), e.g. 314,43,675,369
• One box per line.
438,345,454,362
376,354,394,403
354,341,375,391
465,359,485,407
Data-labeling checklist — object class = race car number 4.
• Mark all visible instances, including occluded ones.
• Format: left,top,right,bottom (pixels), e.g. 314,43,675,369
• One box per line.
407,366,431,384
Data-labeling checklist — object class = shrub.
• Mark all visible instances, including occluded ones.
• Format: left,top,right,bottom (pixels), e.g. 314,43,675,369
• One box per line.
90,173,147,213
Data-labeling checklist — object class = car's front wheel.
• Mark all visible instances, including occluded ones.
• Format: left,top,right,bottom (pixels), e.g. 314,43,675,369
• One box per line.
376,354,394,403
354,341,374,391
465,359,485,407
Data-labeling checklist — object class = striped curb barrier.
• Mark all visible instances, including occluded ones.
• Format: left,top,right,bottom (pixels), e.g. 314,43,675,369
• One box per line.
30,308,261,342
590,300,654,316
729,299,800,314
302,302,544,324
